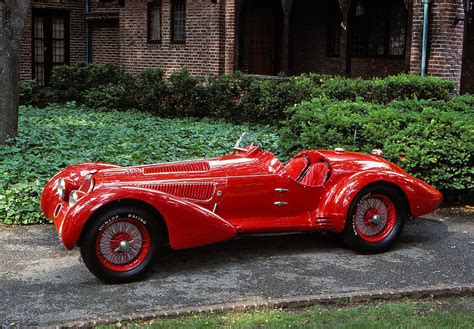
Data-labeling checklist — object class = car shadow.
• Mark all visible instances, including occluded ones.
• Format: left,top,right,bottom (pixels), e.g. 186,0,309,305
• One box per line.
150,216,450,276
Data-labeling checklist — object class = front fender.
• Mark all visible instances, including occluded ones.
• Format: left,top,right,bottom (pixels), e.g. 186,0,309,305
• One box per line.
41,163,120,220
315,171,442,231
61,186,237,250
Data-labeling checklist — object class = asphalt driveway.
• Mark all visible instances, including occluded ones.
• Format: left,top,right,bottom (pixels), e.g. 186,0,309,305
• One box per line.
0,208,473,327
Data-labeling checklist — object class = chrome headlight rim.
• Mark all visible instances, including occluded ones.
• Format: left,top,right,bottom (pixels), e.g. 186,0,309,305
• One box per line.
57,178,66,199
69,190,80,207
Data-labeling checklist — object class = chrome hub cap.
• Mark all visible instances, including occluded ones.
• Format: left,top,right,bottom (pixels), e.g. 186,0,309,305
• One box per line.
119,240,130,252
370,214,382,224
98,221,143,265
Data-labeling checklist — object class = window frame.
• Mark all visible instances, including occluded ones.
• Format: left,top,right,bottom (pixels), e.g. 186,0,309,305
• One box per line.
349,0,408,59
31,8,70,86
147,1,162,44
171,0,186,44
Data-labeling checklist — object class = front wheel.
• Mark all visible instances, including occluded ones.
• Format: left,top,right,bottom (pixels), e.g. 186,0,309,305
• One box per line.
343,185,407,253
80,206,162,283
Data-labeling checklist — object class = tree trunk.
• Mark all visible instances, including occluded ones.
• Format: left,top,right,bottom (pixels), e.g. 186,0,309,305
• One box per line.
0,0,30,145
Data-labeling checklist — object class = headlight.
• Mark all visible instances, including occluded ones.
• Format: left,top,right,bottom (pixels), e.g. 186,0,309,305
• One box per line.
69,190,80,207
57,179,66,199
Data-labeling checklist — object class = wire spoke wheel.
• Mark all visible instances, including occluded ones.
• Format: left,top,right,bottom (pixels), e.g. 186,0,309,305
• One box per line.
96,218,151,272
354,194,396,243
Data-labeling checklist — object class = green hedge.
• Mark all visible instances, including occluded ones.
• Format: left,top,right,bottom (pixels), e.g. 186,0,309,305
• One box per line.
19,63,457,125
0,104,279,225
280,97,474,196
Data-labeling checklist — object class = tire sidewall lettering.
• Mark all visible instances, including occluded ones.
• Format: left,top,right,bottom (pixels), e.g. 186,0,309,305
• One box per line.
98,213,147,231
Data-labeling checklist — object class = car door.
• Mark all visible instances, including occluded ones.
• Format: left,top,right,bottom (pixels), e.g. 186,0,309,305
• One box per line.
215,172,290,228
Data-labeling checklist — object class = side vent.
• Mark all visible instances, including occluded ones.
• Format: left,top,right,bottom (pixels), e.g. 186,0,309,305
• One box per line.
144,161,210,175
137,182,216,202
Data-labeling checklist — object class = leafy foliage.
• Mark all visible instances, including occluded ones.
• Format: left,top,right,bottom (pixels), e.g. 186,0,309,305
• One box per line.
18,80,52,107
280,98,474,195
0,104,279,225
20,63,457,126
137,68,168,115
49,62,132,103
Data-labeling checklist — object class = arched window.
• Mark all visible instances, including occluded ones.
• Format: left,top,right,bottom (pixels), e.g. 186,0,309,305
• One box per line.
349,0,407,57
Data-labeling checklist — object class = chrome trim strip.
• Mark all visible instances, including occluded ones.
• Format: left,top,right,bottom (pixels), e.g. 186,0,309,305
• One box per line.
275,188,289,193
274,201,288,207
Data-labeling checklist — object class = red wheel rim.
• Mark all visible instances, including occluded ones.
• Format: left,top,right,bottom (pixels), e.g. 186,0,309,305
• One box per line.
354,194,396,243
96,218,151,272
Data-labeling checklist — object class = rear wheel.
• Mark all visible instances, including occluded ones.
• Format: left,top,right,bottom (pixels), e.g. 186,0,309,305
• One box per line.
80,206,162,283
344,185,407,253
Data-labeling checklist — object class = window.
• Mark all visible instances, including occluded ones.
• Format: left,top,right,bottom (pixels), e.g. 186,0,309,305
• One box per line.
32,10,69,86
148,2,162,43
349,0,407,57
171,0,186,43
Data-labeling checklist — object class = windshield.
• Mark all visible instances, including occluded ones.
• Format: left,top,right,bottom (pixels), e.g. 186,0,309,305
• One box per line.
233,132,258,151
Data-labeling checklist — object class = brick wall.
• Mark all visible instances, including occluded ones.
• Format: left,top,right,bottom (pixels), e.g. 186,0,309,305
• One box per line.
18,0,471,91
119,0,226,77
409,0,465,91
350,58,407,79
461,20,474,94
20,0,85,80
90,20,120,64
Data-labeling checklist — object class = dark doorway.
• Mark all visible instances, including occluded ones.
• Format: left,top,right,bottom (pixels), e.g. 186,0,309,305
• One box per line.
32,9,70,86
289,0,342,75
239,0,283,75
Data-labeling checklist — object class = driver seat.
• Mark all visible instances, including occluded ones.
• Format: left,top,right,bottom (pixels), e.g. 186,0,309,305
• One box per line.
285,156,310,181
299,162,330,187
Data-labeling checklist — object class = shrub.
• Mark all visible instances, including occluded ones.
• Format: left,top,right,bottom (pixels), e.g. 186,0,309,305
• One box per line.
370,74,455,103
0,104,279,225
318,74,455,104
49,62,129,103
27,63,459,125
206,72,250,121
19,80,38,106
238,75,319,124
137,68,169,115
166,68,208,117
281,98,473,195
83,82,138,111
19,80,51,107
320,76,372,101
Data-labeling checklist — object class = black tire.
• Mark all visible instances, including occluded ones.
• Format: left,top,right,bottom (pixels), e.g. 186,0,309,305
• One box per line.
80,205,163,283
343,185,407,253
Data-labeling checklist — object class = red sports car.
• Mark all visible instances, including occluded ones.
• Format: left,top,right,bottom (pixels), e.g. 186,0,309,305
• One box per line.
41,135,442,283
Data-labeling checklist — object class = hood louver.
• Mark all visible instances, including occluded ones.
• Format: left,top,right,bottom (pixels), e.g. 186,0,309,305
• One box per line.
143,161,210,175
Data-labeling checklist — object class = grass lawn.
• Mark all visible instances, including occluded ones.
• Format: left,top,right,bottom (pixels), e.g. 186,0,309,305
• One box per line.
104,298,474,328
0,104,280,224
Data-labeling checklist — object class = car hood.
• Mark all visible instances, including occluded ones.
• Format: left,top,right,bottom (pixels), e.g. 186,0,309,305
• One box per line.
92,158,223,186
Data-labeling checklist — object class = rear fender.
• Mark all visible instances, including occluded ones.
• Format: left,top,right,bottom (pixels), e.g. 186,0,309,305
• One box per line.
316,171,441,231
61,186,237,250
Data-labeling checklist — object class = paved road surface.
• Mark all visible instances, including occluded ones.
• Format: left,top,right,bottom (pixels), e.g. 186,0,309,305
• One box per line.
0,208,472,326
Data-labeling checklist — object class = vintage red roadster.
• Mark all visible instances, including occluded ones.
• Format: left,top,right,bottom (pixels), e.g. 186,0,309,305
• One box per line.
41,135,442,283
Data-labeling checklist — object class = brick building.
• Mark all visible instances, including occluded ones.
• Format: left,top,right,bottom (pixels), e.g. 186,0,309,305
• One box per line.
20,0,474,93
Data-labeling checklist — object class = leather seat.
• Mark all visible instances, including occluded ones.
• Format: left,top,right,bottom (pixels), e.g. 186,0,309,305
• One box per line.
285,156,309,181
299,162,330,187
